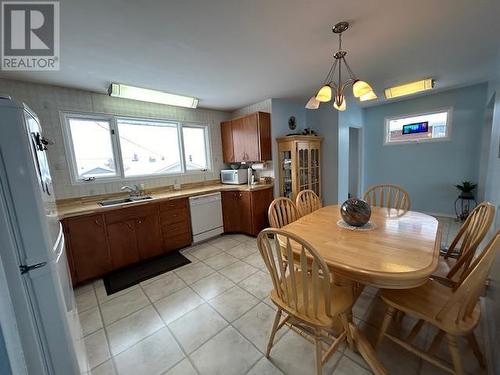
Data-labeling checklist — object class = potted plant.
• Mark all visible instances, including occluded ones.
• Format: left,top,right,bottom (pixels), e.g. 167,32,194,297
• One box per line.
455,181,477,199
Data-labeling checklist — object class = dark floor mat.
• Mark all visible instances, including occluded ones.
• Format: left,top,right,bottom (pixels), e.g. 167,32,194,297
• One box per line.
103,251,191,295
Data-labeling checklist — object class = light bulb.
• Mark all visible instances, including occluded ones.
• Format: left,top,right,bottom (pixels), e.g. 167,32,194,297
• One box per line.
333,96,346,111
352,80,373,98
315,84,332,102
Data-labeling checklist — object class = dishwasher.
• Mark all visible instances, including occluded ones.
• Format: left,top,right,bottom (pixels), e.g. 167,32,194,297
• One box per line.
189,192,224,243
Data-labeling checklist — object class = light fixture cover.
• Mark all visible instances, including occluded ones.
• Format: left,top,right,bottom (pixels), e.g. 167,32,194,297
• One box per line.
109,83,199,108
352,80,373,98
333,95,346,111
316,84,332,102
305,96,320,109
384,79,434,99
359,90,377,101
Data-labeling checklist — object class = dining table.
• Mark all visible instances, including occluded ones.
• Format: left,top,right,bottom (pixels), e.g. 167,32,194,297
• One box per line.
281,204,442,374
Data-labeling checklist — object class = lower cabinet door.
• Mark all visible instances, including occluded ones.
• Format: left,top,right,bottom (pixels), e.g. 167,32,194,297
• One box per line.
107,219,140,269
64,214,111,283
239,191,253,235
136,214,164,259
222,191,241,232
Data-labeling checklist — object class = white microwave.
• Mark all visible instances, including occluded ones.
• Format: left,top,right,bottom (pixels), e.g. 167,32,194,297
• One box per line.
220,169,248,185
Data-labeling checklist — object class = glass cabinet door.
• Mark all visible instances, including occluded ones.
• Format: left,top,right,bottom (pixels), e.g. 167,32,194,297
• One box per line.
297,143,309,193
310,147,320,195
280,150,293,199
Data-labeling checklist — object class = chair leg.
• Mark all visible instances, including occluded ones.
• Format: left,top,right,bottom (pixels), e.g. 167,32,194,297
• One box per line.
446,334,464,375
266,308,282,358
467,333,486,368
314,328,323,375
376,306,395,349
340,312,355,351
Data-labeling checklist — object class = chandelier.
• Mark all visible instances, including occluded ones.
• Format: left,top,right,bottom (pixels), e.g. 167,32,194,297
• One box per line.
306,22,376,111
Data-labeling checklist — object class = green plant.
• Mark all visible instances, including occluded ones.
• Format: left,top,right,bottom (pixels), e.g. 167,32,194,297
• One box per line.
455,181,477,193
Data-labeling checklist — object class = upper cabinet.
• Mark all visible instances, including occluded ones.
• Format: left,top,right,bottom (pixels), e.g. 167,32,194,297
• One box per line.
221,112,271,163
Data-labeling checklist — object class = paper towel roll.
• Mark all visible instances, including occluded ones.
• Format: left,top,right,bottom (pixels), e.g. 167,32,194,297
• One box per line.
251,162,266,170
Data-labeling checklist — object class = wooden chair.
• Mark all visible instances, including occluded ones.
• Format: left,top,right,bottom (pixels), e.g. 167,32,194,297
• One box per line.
433,202,495,287
363,184,411,211
376,231,500,375
296,189,322,217
268,197,299,228
257,228,356,375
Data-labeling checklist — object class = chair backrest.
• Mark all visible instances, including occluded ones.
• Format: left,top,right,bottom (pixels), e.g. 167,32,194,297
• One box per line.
296,189,322,217
436,231,499,324
445,202,495,281
268,197,299,228
257,228,334,320
363,184,411,211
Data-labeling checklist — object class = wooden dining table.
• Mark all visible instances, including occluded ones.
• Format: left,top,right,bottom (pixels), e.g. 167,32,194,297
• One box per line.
281,204,442,374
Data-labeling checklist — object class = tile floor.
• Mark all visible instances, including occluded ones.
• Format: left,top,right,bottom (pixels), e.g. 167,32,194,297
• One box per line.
75,216,487,375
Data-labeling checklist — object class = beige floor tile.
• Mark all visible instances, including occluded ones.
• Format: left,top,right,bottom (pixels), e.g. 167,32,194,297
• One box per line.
241,252,266,269
79,306,103,337
106,305,164,355
113,327,184,375
100,288,150,326
209,286,259,322
247,357,284,375
266,330,342,375
90,360,116,375
179,248,200,263
208,236,240,251
164,358,197,375
169,303,228,353
84,329,111,370
227,234,255,243
174,262,215,284
190,326,261,375
76,289,98,313
225,243,257,259
154,287,204,324
333,356,372,374
190,273,235,300
238,270,273,300
233,302,286,353
74,282,94,296
189,243,223,260
141,272,186,302
94,280,139,305
219,261,258,283
202,252,239,270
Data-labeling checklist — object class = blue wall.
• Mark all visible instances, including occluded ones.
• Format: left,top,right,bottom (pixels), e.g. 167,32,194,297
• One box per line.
0,325,12,375
363,83,487,215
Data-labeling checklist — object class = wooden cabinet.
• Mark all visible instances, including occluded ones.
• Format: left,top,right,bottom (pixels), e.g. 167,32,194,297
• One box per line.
222,187,273,236
106,220,139,269
221,112,271,163
277,135,323,201
159,198,192,251
62,214,111,284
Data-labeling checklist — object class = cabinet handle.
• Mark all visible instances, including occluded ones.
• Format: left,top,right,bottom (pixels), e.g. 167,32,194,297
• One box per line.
94,219,101,226
126,222,134,231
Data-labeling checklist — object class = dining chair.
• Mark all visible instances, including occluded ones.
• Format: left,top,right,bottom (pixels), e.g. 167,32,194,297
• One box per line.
268,197,299,228
433,202,495,287
376,231,499,375
257,228,356,375
363,184,411,211
296,189,322,217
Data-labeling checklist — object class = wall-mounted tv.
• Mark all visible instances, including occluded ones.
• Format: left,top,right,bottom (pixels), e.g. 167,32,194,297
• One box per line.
402,121,428,135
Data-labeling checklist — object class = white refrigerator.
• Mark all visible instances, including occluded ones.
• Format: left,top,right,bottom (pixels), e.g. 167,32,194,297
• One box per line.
0,97,88,374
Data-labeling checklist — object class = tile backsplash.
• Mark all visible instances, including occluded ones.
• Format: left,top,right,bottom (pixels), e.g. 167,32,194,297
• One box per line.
0,78,231,199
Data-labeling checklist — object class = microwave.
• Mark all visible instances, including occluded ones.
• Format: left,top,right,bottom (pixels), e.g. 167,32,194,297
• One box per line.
220,169,248,185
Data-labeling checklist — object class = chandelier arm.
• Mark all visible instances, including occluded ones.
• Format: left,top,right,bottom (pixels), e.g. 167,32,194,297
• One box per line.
342,57,358,81
324,58,338,84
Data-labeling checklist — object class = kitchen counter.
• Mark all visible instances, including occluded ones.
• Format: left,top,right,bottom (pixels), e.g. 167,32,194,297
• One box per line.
57,183,274,219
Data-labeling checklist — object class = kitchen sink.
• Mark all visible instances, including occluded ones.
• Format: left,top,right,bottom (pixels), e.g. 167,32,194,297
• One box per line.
99,196,153,207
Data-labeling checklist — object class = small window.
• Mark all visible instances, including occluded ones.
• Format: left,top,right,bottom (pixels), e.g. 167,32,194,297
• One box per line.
182,125,209,171
65,117,118,180
384,108,452,145
116,118,181,177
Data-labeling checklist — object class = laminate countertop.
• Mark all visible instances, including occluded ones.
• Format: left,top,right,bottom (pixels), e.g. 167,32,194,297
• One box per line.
57,183,274,219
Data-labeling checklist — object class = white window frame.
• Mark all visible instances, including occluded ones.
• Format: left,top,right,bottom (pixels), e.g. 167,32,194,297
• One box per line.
383,107,453,146
60,111,212,185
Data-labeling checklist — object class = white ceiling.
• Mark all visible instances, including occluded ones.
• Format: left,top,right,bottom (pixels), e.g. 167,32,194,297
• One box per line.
2,0,500,110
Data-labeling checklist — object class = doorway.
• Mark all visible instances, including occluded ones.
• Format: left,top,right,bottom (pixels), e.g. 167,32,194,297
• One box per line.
348,127,362,198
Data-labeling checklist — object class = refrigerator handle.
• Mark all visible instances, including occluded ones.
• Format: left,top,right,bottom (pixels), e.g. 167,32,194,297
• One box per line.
19,262,47,275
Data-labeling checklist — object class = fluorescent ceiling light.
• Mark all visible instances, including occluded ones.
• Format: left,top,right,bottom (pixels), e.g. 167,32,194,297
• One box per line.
109,83,199,108
384,79,434,99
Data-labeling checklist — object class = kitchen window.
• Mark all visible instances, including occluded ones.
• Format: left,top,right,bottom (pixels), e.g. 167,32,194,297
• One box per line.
384,108,452,145
61,113,211,183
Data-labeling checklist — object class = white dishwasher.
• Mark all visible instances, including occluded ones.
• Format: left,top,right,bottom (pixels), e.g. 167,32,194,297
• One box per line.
189,192,224,243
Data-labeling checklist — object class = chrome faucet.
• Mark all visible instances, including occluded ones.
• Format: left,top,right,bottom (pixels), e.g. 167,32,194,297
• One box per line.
121,185,141,197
